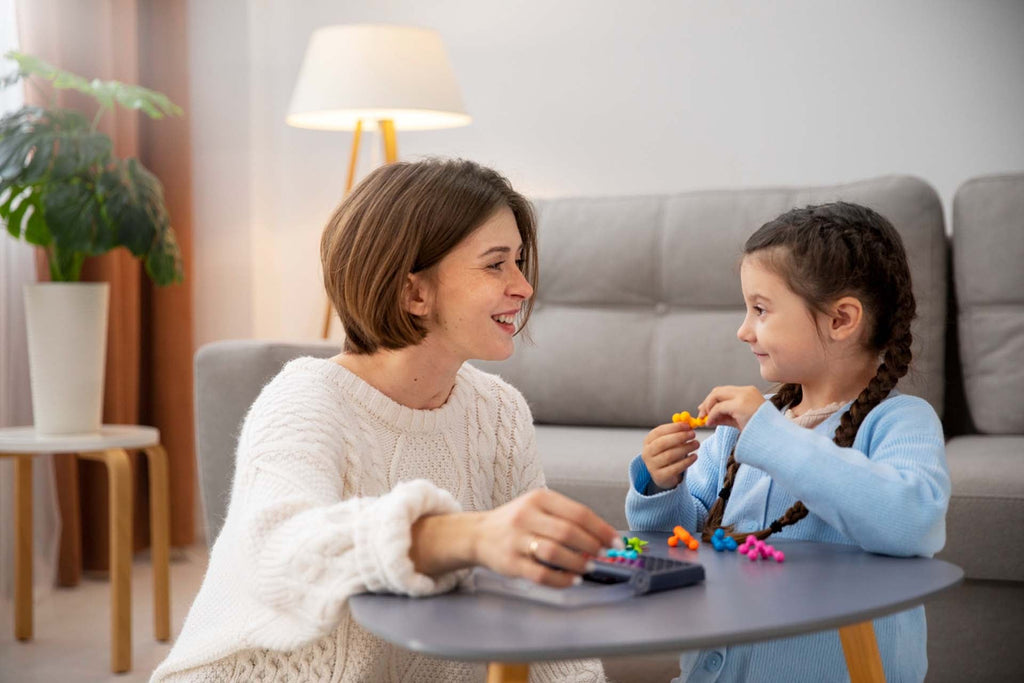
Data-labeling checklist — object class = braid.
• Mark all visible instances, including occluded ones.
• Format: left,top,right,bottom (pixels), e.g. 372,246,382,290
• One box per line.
701,454,741,541
834,272,915,446
701,384,805,543
702,200,917,544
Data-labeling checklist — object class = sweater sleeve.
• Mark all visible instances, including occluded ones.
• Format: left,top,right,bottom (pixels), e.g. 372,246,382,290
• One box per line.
625,427,736,534
234,400,464,648
734,396,950,556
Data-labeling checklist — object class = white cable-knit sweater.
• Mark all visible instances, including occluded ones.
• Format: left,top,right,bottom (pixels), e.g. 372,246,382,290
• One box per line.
152,357,604,682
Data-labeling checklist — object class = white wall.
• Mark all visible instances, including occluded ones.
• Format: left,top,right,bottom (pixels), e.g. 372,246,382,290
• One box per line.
188,0,1024,347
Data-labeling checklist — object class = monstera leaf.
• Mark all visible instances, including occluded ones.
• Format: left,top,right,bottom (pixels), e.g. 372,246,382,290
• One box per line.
0,51,183,284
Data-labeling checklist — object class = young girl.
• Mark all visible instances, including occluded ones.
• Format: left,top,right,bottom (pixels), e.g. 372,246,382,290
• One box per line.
626,202,950,682
152,159,616,682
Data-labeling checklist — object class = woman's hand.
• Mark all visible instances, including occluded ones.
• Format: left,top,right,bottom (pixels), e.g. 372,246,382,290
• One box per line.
641,422,700,490
410,489,619,588
699,385,765,431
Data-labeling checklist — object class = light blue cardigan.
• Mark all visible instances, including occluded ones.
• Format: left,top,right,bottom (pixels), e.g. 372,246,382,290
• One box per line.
626,393,950,683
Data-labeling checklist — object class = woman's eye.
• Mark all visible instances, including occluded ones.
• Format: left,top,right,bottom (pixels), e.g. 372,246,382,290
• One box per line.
487,261,504,270
514,258,526,270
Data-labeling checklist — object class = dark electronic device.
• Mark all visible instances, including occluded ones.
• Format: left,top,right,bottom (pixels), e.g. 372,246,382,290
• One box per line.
583,554,705,594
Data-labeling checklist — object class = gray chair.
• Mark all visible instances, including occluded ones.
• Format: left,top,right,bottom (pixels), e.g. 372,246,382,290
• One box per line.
193,339,337,545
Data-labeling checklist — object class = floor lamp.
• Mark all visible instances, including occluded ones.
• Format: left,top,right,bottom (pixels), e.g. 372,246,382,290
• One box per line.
285,24,472,339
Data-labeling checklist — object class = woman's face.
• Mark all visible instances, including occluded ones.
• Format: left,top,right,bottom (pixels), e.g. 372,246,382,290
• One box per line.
415,207,533,363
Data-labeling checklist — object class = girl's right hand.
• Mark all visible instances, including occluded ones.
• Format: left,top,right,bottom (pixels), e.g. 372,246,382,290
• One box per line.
641,422,700,490
471,489,619,588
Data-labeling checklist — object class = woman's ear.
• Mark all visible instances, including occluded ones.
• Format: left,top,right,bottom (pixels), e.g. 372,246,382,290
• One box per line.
828,296,864,342
402,272,433,318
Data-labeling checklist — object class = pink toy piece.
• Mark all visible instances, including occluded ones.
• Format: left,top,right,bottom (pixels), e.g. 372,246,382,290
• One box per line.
747,549,759,561
760,544,773,559
737,543,749,554
773,550,785,563
745,535,757,545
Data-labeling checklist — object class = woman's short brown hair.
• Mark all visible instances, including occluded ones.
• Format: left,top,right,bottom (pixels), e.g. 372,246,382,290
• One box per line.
321,158,538,354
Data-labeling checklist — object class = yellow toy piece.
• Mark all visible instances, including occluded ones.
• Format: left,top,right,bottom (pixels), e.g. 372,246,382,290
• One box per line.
671,410,707,428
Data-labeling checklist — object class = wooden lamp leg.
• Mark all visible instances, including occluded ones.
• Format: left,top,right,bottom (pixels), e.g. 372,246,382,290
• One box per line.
379,118,398,163
322,118,365,340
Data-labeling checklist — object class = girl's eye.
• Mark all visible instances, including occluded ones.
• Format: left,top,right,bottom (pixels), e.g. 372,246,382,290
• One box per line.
752,305,766,316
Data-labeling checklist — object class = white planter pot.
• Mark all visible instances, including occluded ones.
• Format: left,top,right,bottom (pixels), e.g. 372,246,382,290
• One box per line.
23,282,109,435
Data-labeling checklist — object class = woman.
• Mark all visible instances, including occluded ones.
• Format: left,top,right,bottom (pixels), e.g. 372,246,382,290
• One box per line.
152,159,616,682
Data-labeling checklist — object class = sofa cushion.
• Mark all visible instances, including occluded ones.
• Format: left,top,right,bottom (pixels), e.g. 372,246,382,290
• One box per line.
535,424,713,529
953,173,1024,434
476,176,947,426
939,435,1024,582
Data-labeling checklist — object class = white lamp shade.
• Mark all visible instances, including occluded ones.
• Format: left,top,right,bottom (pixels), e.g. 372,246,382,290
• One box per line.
286,24,471,131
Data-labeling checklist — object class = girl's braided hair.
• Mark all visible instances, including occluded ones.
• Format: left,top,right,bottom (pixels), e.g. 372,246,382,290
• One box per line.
702,201,917,542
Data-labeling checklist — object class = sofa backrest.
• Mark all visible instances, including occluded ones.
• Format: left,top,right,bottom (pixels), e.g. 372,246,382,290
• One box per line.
476,176,947,427
953,173,1024,434
194,339,338,545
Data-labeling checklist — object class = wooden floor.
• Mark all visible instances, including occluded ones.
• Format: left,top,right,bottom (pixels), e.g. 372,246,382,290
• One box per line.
1,546,208,683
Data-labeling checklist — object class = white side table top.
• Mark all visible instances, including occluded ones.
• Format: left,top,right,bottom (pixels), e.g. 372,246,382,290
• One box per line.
0,425,160,453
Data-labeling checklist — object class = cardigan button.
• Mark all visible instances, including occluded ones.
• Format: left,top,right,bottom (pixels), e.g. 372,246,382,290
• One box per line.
704,651,724,671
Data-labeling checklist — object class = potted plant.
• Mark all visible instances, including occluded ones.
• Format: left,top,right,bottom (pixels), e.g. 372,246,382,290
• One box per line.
0,51,184,434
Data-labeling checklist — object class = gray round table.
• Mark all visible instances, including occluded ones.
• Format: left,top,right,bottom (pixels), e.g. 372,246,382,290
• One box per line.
349,531,963,683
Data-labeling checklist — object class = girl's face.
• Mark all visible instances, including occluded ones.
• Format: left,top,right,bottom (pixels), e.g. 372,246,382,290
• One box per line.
416,207,533,363
736,256,830,386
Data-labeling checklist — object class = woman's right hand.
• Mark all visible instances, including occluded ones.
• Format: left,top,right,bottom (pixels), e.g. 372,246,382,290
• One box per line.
470,489,619,588
641,422,700,490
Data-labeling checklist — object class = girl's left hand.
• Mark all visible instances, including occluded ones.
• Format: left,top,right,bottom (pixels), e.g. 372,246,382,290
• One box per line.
699,385,766,431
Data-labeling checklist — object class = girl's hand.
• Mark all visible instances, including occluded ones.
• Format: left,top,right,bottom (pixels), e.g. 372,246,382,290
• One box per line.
466,489,619,588
699,385,766,431
641,422,700,490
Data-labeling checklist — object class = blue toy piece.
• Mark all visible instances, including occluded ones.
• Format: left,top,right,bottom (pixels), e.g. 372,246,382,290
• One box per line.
710,528,739,552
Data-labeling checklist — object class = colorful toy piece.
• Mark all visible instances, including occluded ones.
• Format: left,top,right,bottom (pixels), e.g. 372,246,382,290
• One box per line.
671,410,708,428
625,536,649,554
710,528,739,552
668,525,700,551
735,535,786,563
604,548,641,562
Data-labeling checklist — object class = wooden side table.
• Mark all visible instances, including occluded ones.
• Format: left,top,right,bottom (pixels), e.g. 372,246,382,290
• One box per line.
0,425,171,673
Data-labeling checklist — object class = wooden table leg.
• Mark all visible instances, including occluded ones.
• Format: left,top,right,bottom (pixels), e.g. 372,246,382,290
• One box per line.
838,620,885,683
12,454,33,641
143,444,171,641
79,448,133,673
486,662,530,683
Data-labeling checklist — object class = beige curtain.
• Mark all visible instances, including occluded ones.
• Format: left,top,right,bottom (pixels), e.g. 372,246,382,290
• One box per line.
0,0,62,614
16,0,195,579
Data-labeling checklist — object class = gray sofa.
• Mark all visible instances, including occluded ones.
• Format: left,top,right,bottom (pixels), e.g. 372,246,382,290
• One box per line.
194,174,1023,682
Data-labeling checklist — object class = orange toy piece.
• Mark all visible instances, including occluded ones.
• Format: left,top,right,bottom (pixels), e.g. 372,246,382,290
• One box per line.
672,410,707,428
668,525,700,551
